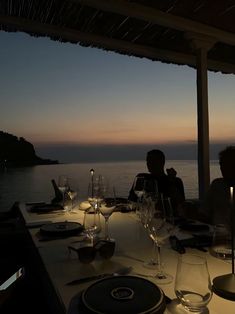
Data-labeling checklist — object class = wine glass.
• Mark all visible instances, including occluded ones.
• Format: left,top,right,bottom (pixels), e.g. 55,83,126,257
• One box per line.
66,179,79,213
58,175,69,208
138,180,159,268
132,176,146,218
175,254,212,313
147,198,174,284
86,180,101,234
140,195,158,269
99,184,116,240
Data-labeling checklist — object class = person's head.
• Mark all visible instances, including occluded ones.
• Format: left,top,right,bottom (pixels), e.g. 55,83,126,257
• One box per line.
146,149,165,175
219,146,235,184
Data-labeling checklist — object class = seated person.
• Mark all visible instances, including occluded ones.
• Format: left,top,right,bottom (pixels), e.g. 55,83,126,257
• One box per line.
128,149,185,216
200,146,235,226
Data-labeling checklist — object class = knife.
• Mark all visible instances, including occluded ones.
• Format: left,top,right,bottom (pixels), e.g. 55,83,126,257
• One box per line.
66,266,132,285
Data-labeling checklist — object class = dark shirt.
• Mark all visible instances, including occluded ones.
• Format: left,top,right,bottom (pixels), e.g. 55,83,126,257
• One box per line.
128,172,185,216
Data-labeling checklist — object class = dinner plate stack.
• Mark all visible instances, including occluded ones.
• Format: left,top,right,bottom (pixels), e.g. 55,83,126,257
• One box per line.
75,275,166,314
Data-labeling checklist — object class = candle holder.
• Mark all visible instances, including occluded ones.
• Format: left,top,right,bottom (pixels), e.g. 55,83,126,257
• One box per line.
212,185,235,301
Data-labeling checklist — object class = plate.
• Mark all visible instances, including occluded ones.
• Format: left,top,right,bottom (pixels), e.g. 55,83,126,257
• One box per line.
40,221,83,237
81,275,166,314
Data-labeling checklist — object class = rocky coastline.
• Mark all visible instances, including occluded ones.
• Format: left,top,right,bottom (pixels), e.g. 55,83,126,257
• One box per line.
0,131,59,168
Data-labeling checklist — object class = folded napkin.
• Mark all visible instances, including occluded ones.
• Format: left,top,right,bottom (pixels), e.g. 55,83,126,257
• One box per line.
170,234,213,253
113,198,133,213
29,203,64,213
178,222,210,233
79,201,91,211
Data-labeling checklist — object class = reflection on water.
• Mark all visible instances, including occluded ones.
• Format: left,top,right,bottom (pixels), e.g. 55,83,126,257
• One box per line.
0,160,220,211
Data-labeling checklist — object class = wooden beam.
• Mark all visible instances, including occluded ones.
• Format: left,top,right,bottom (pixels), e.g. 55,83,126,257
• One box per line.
1,15,235,74
74,0,235,46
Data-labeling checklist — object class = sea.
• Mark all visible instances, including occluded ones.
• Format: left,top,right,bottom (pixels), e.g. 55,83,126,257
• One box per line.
0,160,221,212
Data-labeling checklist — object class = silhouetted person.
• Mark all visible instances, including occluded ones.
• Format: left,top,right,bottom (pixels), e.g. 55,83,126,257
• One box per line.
128,149,185,216
201,146,235,225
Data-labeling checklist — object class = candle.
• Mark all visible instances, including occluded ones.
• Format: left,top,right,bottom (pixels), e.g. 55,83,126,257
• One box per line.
90,169,95,198
230,186,234,204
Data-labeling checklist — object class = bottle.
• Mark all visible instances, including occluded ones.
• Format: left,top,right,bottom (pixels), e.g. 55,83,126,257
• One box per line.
51,179,63,204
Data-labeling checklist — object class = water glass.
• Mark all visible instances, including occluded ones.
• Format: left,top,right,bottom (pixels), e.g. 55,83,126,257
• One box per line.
209,224,232,259
83,207,101,245
175,254,212,313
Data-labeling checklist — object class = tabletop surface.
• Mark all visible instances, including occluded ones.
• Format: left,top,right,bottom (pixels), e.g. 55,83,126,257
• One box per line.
19,202,235,314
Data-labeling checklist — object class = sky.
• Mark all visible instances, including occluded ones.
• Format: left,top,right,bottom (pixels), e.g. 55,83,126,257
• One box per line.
1,31,235,162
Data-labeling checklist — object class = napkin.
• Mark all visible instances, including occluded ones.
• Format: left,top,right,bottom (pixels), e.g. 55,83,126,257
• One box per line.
29,203,64,213
114,198,133,213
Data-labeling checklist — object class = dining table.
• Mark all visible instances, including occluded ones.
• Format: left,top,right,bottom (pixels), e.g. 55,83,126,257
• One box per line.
18,201,235,314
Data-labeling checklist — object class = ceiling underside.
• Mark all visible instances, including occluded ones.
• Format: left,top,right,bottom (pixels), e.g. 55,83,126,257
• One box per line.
1,0,235,74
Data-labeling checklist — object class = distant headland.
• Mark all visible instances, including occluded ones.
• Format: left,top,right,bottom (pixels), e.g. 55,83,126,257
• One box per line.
0,131,59,167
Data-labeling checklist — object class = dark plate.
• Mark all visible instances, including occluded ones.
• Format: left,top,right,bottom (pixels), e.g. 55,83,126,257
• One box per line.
40,221,83,237
81,275,166,314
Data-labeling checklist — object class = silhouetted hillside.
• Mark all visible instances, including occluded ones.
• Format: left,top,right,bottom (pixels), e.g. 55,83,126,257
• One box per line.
0,131,59,167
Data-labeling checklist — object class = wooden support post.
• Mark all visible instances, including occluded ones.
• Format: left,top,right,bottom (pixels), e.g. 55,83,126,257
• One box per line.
186,33,216,200
196,47,210,200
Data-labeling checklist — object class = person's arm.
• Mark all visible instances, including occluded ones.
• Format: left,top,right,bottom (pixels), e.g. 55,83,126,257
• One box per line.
166,167,177,178
128,185,137,202
197,181,216,224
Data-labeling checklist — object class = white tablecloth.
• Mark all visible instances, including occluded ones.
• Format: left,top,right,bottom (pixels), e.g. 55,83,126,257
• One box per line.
19,203,235,314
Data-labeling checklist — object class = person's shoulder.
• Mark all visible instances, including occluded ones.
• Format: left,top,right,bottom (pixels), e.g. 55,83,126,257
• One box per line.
209,177,225,190
166,174,183,184
136,173,151,178
210,177,224,186
175,176,183,182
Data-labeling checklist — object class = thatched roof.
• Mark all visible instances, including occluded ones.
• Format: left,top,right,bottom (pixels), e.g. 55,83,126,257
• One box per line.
1,0,235,74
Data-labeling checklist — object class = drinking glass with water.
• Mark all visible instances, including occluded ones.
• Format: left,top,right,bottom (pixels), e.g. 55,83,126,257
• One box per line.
175,254,212,313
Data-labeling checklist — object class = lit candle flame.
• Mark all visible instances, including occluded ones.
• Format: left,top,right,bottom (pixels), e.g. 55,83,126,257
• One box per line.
90,169,95,198
230,186,234,204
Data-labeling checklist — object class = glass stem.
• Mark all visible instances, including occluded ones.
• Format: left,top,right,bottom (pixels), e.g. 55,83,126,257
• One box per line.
83,211,87,227
151,241,158,264
156,244,162,273
90,235,94,246
104,217,109,240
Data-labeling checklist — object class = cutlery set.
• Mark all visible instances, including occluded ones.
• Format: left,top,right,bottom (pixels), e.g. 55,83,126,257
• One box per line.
66,266,133,285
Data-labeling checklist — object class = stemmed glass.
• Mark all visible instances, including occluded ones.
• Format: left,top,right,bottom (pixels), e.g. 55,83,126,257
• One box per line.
140,195,158,269
66,179,78,213
132,176,146,218
99,183,116,240
138,179,159,268
58,175,69,208
147,196,174,284
85,180,101,236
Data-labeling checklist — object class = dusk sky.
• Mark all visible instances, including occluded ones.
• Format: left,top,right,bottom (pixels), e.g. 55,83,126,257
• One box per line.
1,31,235,162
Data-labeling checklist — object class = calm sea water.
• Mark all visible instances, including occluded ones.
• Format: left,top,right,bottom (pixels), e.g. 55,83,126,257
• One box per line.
0,160,221,211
